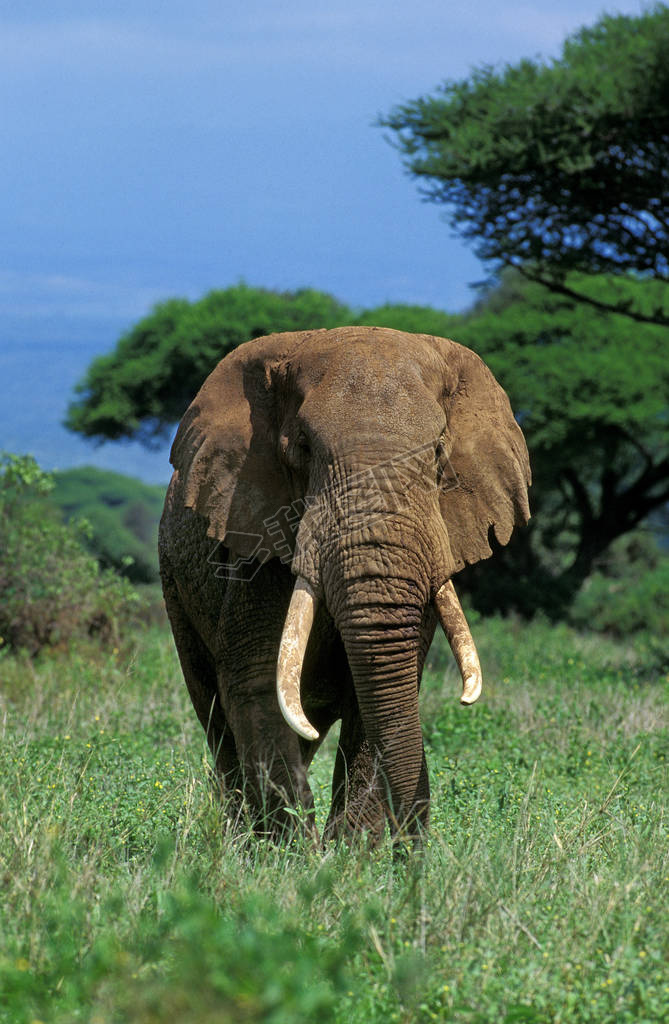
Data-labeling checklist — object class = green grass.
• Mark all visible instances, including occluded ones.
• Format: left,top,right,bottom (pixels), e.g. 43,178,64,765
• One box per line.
0,619,667,1023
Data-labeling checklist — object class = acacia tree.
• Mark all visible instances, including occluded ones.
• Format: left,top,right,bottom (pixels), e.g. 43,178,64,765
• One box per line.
381,7,669,325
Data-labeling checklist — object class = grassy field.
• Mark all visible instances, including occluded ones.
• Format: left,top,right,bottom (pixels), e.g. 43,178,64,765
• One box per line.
0,618,666,1023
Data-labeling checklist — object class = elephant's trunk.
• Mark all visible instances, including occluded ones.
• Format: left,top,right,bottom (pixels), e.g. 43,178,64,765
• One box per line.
334,580,429,838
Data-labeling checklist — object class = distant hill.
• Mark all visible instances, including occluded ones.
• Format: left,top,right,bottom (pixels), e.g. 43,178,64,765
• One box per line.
51,467,166,583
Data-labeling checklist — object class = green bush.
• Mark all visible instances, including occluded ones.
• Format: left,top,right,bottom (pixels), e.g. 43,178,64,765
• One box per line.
569,534,669,639
51,466,165,583
0,454,140,654
107,879,356,1024
0,857,355,1024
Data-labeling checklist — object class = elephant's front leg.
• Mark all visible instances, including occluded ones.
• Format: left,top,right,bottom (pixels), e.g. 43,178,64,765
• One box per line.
323,675,386,845
324,723,386,845
224,674,317,839
216,565,317,840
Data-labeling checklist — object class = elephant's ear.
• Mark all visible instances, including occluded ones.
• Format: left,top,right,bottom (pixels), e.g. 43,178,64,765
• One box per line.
431,337,531,571
170,332,307,560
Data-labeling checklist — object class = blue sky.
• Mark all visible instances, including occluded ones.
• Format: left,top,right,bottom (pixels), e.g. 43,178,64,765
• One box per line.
1,1,647,482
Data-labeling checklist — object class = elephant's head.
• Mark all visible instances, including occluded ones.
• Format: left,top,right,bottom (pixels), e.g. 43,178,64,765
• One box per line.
171,326,530,835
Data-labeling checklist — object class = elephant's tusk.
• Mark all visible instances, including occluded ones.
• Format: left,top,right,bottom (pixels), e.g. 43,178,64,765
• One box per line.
434,580,483,705
276,577,320,741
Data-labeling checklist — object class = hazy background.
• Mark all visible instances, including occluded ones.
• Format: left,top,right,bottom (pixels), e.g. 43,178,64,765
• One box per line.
1,0,646,482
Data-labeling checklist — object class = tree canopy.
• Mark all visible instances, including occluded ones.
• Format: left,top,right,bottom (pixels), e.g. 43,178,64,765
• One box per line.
381,7,669,325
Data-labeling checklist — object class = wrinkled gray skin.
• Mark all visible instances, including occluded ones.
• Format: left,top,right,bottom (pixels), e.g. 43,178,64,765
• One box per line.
159,327,530,846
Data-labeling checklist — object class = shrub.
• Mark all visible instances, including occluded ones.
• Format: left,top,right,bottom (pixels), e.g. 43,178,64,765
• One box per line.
0,454,140,654
105,879,356,1024
50,466,165,583
569,533,669,639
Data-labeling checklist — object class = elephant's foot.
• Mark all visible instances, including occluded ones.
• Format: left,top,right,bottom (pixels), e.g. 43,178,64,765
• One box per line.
231,759,319,845
323,800,386,848
250,806,319,846
324,770,386,847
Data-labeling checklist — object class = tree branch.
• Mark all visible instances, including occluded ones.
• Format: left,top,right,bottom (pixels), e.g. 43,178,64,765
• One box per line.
612,425,655,473
562,468,595,526
512,264,669,326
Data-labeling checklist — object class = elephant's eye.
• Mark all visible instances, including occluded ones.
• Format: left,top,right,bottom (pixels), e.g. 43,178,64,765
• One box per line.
436,433,458,491
435,445,444,482
280,431,310,471
293,432,310,464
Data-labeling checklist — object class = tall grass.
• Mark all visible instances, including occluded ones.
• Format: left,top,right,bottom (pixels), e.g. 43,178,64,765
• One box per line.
0,619,666,1023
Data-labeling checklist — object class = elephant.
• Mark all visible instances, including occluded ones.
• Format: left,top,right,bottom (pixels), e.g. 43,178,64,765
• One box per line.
159,326,530,847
